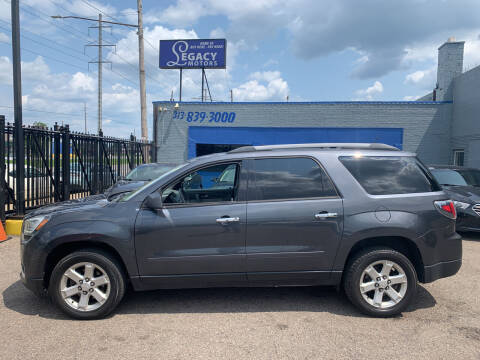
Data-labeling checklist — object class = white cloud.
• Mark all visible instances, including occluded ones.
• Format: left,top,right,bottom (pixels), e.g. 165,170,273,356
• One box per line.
354,81,384,100
404,66,437,90
143,0,480,79
263,59,279,68
69,72,96,92
103,84,139,113
109,25,197,66
0,56,12,85
0,0,10,22
232,70,288,101
209,27,226,38
464,34,480,70
403,95,422,101
0,32,8,43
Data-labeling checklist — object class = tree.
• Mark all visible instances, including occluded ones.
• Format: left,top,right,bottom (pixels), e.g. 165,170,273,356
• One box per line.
32,121,48,129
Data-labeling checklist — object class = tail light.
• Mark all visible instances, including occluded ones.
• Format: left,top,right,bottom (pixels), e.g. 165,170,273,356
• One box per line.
434,200,457,220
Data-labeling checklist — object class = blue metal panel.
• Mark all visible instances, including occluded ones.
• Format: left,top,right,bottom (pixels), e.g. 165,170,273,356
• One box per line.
188,126,403,158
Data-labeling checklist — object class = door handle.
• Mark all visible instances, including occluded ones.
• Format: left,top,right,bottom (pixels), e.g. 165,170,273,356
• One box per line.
315,212,338,219
216,217,240,225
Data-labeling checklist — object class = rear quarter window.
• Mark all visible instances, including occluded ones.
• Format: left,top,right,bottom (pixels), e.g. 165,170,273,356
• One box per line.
250,157,338,201
339,156,440,195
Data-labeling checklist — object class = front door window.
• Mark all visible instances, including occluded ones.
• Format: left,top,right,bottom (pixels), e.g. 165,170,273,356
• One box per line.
162,162,239,204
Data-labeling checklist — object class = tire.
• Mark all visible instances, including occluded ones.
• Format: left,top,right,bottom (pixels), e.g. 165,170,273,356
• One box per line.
48,249,126,320
343,247,417,317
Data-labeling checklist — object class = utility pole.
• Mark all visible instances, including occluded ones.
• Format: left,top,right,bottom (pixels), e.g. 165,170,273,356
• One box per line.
84,102,87,133
137,0,147,140
97,14,102,134
230,89,233,102
85,16,114,135
11,0,25,215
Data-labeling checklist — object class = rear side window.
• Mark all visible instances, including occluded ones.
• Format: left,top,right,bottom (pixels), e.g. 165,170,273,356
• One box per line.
339,156,440,195
250,157,337,201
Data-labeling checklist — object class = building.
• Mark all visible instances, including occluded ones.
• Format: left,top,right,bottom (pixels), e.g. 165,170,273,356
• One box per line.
153,38,480,167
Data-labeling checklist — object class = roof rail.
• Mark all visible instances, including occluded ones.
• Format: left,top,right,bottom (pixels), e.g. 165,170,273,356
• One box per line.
228,143,400,154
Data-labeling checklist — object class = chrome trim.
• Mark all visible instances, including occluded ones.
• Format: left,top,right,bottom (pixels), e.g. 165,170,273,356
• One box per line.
216,217,240,225
473,204,480,216
315,212,338,219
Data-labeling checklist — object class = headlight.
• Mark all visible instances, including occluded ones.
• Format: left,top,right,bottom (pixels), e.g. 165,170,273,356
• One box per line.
23,215,50,236
453,201,471,210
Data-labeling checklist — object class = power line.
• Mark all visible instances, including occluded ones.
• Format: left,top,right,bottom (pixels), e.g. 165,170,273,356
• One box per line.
0,23,88,64
106,67,139,87
0,38,86,70
0,105,88,117
79,0,119,22
17,2,96,43
0,18,88,57
144,37,158,51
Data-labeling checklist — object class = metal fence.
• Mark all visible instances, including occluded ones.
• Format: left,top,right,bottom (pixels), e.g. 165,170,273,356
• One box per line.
0,115,152,217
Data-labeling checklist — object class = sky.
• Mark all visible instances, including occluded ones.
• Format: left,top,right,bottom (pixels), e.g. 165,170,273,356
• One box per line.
0,0,479,139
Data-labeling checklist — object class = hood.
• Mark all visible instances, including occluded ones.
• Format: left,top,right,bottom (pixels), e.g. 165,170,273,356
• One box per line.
105,180,147,198
442,185,480,203
26,194,108,218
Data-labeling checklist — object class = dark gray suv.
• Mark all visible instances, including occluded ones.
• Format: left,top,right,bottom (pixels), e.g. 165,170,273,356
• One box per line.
20,143,462,319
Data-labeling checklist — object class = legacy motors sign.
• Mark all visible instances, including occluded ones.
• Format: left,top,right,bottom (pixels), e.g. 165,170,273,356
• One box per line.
159,39,227,69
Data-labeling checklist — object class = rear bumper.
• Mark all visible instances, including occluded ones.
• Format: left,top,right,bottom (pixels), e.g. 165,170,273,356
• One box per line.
422,259,462,283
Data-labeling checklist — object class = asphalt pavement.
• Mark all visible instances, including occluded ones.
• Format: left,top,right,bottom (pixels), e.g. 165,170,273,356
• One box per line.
1,234,479,360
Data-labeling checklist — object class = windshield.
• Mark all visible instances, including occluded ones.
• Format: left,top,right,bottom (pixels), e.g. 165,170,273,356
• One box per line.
430,169,470,186
125,164,176,181
119,163,187,202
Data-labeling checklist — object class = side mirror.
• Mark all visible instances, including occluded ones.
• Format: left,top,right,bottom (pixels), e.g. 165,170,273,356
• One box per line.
144,192,163,210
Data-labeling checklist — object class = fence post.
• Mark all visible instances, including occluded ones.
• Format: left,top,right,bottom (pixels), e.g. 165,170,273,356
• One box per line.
61,125,70,201
14,123,25,216
152,103,158,162
53,123,60,202
0,116,5,223
130,134,135,169
116,140,121,180
98,130,104,193
93,135,99,194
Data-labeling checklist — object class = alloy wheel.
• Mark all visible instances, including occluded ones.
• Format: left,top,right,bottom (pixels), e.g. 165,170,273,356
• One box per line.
359,260,408,309
59,262,111,312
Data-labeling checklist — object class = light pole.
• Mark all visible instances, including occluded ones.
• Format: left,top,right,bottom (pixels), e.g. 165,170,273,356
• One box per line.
51,14,148,139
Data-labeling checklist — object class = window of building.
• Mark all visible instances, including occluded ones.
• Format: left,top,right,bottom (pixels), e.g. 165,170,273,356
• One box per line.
339,156,440,195
162,162,239,204
249,157,337,201
453,150,465,166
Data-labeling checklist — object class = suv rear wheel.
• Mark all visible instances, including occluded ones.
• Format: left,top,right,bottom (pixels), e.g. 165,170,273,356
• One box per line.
344,248,417,317
49,249,126,320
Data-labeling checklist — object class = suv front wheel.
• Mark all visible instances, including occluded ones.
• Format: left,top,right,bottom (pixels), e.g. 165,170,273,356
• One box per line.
344,248,418,317
49,249,126,320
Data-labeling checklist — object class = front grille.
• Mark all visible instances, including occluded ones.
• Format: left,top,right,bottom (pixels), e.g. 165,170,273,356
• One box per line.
473,204,480,216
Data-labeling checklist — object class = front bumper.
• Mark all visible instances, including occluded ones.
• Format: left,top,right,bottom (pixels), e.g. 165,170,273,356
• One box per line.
20,270,46,297
422,259,462,283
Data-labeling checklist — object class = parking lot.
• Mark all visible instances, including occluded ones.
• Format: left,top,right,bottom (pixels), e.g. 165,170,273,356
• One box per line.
0,235,478,360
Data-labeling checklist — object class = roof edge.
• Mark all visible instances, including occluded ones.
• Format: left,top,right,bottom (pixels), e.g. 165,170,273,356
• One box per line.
153,100,453,105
